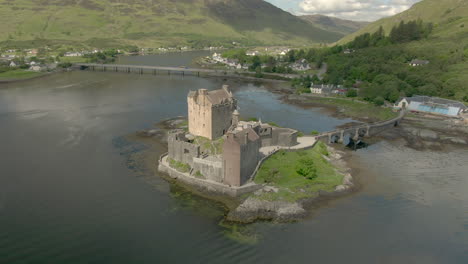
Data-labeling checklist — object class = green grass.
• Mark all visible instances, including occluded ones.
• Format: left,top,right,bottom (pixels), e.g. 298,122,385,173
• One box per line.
254,141,343,202
306,96,398,122
168,158,191,173
193,136,224,156
0,69,44,80
60,56,88,63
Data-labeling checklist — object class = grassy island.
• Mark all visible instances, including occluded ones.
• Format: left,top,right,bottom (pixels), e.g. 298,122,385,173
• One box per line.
254,141,344,202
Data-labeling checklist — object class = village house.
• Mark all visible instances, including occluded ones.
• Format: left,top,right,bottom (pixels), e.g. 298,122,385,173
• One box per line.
311,84,333,94
29,65,42,72
9,61,17,67
395,96,467,117
291,59,311,71
64,52,83,57
409,59,429,67
246,51,259,56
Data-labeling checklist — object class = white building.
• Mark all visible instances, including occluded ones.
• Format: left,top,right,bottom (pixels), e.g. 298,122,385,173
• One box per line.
9,61,17,67
395,96,466,117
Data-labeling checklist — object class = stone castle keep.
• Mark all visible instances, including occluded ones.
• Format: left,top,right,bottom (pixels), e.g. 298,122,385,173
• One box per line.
161,85,299,188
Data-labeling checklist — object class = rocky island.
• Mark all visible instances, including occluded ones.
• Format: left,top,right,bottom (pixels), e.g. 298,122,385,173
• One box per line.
157,85,354,223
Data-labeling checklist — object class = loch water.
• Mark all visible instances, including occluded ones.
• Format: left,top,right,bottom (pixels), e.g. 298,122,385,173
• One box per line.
0,53,466,264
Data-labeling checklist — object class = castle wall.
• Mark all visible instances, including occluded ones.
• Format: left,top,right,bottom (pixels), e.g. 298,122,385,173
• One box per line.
168,132,200,166
211,102,236,139
188,95,213,139
239,140,261,185
259,127,298,147
222,141,241,187
192,157,224,183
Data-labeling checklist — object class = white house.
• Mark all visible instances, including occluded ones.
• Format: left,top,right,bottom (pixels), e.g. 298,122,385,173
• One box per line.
310,84,333,94
29,65,42,72
9,61,17,67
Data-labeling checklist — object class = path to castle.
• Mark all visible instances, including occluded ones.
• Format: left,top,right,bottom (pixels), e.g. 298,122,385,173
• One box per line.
259,136,317,156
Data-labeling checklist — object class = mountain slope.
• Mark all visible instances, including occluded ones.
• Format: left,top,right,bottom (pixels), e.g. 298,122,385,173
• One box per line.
300,14,369,37
0,0,342,49
338,0,468,44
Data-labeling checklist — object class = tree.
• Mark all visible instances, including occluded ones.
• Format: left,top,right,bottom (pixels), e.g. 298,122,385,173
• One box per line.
249,56,261,71
346,89,358,97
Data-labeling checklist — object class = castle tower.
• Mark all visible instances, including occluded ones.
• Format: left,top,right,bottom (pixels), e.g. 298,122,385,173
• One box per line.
187,85,237,140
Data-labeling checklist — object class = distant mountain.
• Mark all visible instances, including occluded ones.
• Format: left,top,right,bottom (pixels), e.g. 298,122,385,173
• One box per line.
300,14,369,37
0,0,342,49
338,0,468,44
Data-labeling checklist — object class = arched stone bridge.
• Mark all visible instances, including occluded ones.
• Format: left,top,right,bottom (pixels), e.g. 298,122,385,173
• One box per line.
317,110,405,144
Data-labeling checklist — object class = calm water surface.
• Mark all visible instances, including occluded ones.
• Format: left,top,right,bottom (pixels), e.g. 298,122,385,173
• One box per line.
0,53,466,264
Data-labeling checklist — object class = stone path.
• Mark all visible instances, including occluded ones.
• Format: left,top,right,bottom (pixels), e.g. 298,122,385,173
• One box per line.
259,136,317,156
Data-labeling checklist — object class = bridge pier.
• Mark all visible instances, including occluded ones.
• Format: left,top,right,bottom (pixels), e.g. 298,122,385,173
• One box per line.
365,126,370,137
338,130,344,143
353,128,360,141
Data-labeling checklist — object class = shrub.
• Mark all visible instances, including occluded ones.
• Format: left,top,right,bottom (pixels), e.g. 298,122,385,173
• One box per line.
194,171,205,179
310,130,319,135
373,96,385,106
346,89,358,97
296,158,317,180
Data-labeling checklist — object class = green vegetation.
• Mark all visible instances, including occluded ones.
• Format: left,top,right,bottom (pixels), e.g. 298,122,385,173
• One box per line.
193,136,224,156
0,69,44,81
168,158,191,173
254,141,343,202
0,0,342,50
305,97,398,121
194,171,205,180
310,130,319,136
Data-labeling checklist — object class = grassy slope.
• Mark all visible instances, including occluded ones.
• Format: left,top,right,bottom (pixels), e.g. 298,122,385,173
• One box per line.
300,14,369,37
254,141,343,202
0,0,341,49
338,0,468,44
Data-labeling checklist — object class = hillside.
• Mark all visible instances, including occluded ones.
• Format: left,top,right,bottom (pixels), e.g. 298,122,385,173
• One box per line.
338,0,468,44
282,0,468,103
300,14,369,37
0,0,342,49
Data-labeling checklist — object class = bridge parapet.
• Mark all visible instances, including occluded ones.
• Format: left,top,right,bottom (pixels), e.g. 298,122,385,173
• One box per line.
317,110,405,144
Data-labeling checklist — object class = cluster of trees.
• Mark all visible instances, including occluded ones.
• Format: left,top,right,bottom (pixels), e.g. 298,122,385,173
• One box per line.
83,49,119,63
348,20,433,49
